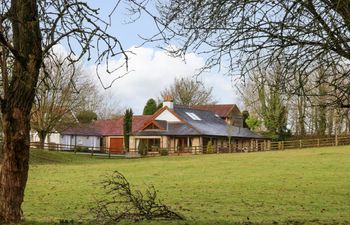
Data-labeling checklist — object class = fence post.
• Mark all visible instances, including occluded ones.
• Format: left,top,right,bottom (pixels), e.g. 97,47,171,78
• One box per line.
299,139,302,149
108,148,111,158
335,134,338,146
317,139,320,147
90,147,94,157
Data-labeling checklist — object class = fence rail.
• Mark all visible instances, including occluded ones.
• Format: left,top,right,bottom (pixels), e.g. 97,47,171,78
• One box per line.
29,135,350,158
30,142,124,158
269,136,350,151
29,142,204,157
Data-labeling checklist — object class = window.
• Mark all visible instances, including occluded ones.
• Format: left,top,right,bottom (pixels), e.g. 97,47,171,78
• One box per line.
185,112,201,120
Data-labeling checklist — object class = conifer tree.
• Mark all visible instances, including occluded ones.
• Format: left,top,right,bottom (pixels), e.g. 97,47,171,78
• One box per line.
123,109,133,151
143,98,158,115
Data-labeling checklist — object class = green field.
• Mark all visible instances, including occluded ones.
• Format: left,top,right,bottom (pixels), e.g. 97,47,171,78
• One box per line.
23,147,350,225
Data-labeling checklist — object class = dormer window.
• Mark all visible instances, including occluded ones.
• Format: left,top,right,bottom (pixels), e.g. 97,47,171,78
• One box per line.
185,112,201,120
145,123,160,130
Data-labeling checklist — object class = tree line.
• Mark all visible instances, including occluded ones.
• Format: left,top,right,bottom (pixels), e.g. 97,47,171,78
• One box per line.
240,61,350,140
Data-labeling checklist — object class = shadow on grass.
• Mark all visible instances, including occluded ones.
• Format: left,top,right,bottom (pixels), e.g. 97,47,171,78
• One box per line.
21,219,350,225
189,220,350,225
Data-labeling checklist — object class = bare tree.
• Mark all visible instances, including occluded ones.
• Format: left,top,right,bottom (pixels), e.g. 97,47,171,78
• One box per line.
0,1,127,223
243,61,350,137
31,58,95,148
95,91,125,119
130,0,350,106
161,77,215,106
240,63,289,139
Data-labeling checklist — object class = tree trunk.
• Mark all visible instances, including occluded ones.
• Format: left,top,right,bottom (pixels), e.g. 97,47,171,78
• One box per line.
0,110,31,223
297,95,306,136
0,0,42,223
327,109,334,135
38,130,47,150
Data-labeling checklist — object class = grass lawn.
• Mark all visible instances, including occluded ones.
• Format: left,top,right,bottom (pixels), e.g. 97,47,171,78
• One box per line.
22,146,350,225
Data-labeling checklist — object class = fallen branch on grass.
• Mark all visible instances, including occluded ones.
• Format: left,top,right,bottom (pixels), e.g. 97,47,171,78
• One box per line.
90,171,184,224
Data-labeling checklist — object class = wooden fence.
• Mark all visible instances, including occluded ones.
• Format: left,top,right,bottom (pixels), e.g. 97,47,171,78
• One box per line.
30,142,121,158
29,142,203,157
29,135,350,157
269,135,350,151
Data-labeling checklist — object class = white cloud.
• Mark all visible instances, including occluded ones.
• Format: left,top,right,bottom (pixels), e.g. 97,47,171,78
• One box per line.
88,47,241,114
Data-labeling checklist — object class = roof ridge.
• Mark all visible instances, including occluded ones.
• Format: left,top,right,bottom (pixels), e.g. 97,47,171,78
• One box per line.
174,105,211,112
192,104,236,106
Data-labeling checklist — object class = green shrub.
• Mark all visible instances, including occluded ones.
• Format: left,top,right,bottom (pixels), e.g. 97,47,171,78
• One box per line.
206,140,215,154
138,141,147,156
159,148,168,156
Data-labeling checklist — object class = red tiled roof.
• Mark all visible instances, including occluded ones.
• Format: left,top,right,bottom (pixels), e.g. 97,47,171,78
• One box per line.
131,115,153,133
191,104,237,118
61,115,153,136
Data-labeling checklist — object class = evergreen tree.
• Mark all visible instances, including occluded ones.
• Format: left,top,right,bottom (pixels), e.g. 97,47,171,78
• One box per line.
258,65,289,140
123,109,133,151
143,98,158,115
138,140,147,156
246,116,262,131
157,102,163,110
242,110,250,129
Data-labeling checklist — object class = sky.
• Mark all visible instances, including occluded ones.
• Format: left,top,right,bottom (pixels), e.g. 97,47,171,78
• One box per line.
78,1,242,114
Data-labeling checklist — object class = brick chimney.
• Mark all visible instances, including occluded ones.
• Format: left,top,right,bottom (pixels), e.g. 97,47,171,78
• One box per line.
163,95,174,109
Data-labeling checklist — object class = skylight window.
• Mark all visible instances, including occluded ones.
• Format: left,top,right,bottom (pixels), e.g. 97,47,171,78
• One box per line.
185,112,202,120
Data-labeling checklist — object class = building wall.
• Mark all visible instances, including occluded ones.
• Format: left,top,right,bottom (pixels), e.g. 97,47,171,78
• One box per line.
191,137,202,154
30,131,60,144
129,135,266,154
130,136,164,152
166,136,201,154
226,107,243,127
155,109,180,122
130,136,137,151
60,135,101,151
231,115,243,127
200,137,268,153
131,136,202,153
